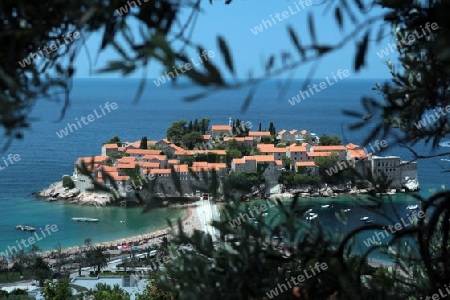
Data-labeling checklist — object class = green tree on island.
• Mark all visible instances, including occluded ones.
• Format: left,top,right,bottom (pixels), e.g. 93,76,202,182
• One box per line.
139,136,148,149
105,136,121,147
62,175,75,189
319,134,342,146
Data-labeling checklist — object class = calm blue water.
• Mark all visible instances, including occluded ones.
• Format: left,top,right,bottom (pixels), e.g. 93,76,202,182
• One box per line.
0,78,447,254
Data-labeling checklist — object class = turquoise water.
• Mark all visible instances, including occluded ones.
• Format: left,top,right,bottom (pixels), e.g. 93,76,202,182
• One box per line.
0,78,447,256
236,184,440,263
0,196,186,253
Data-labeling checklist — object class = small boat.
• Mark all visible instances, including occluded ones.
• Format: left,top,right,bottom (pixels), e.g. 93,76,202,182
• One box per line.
262,213,268,217
15,225,36,231
365,219,374,224
306,213,318,221
343,209,351,212
406,205,419,210
387,189,396,195
72,217,99,222
321,205,330,208
360,217,369,221
304,209,313,215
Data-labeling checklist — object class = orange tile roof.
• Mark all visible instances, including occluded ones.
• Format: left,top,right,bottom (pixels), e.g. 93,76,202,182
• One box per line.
232,158,245,164
244,155,275,162
255,155,275,162
313,145,346,151
193,162,208,167
275,160,283,166
289,129,298,134
103,144,118,149
124,141,141,148
346,143,360,150
202,150,227,155
203,135,211,140
117,157,136,164
167,159,180,164
78,156,109,163
117,164,137,169
208,163,227,170
211,125,232,131
288,145,307,152
307,152,335,157
248,131,271,137
118,147,125,152
125,149,162,155
173,164,189,173
257,144,286,153
300,130,307,135
175,149,228,156
278,130,286,135
296,161,317,167
99,166,117,172
104,171,130,181
174,150,191,156
190,163,227,172
348,149,368,159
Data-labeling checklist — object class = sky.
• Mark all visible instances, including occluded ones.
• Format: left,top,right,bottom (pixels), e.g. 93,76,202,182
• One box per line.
73,0,396,79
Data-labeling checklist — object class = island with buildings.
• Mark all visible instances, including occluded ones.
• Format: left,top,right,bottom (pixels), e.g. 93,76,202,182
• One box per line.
35,118,419,205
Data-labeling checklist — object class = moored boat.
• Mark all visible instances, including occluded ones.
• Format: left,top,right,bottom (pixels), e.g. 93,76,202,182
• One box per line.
72,217,99,222
306,212,318,221
406,204,419,210
360,216,369,221
15,225,36,231
304,209,313,215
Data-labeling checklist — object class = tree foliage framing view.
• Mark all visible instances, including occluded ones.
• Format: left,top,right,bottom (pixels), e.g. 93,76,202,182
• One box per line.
3,0,450,299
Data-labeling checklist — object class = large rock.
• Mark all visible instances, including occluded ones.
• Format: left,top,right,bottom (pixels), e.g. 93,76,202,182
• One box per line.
321,187,334,197
35,181,80,201
403,179,419,191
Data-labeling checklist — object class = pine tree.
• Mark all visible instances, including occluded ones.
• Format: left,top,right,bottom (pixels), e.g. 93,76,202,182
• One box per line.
139,136,148,149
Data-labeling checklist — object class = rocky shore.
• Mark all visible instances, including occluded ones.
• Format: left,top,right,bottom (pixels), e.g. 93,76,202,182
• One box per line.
34,181,201,207
34,181,111,206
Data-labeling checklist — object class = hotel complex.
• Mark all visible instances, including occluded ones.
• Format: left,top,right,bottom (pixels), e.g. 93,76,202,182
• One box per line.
71,123,418,199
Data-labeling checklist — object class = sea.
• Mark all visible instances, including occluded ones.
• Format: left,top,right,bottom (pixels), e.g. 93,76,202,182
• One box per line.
0,78,447,262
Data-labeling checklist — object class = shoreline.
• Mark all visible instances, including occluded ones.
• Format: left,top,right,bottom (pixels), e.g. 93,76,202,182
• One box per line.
37,203,200,258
